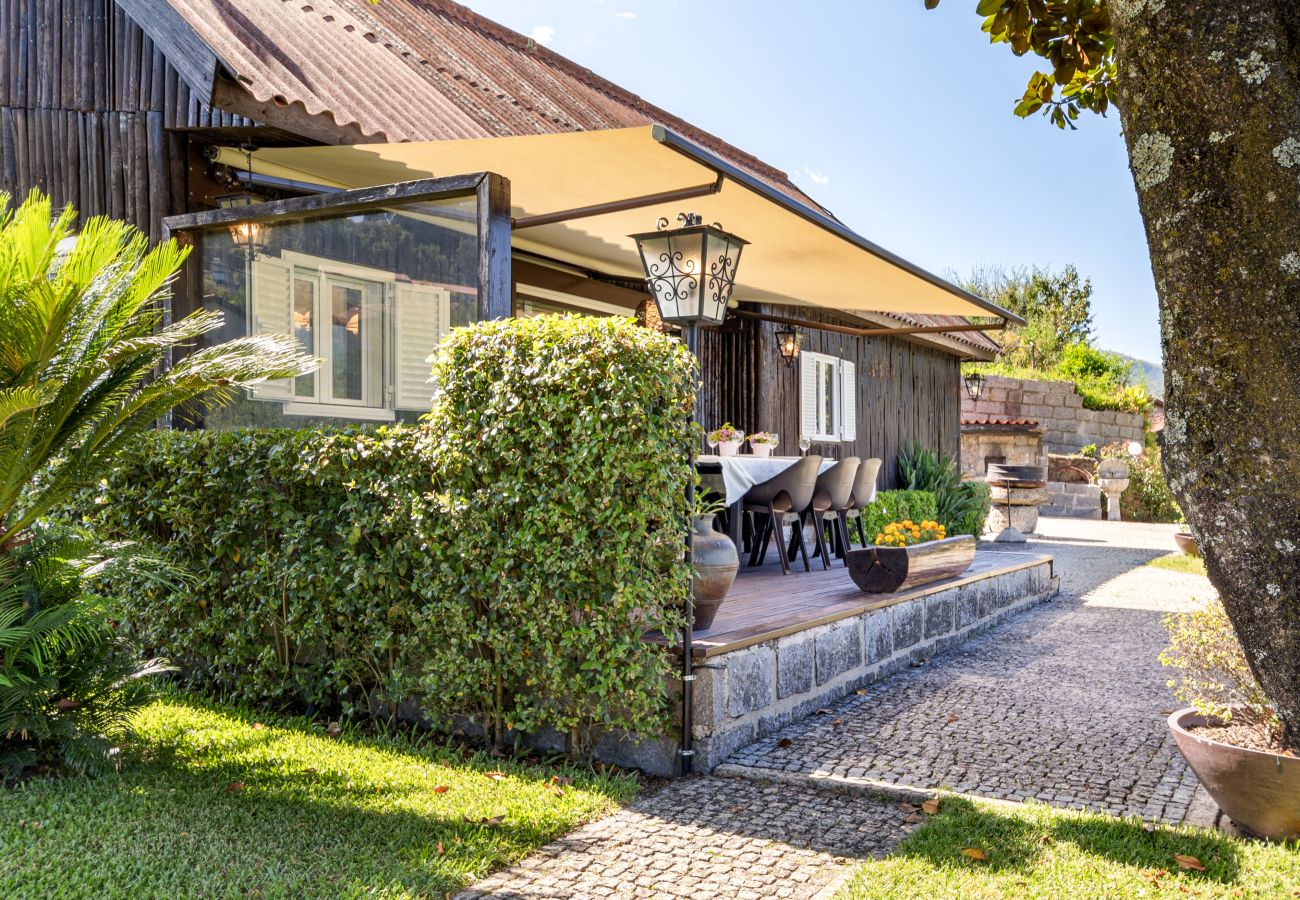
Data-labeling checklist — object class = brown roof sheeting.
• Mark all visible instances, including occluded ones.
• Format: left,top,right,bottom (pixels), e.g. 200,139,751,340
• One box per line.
153,0,824,211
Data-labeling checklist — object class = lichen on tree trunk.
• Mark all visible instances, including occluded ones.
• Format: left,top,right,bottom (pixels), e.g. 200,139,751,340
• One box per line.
1111,2,1300,746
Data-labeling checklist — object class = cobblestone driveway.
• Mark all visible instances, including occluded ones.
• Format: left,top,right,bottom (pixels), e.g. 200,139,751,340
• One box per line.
458,519,1215,898
723,518,1214,823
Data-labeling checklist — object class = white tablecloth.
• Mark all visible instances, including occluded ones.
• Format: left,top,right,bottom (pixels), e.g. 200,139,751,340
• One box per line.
697,454,834,506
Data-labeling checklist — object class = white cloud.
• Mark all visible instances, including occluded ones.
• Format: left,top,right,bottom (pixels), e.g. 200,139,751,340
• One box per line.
616,11,637,19
799,166,830,187
529,25,556,45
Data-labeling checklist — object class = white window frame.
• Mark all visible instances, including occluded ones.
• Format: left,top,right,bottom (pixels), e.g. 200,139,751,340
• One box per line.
800,350,856,442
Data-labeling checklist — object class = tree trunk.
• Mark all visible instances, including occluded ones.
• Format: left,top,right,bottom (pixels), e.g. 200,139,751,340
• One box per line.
1111,2,1300,746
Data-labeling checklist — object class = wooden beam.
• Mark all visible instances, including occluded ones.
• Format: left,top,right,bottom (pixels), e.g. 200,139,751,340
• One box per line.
729,308,1007,338
478,173,513,321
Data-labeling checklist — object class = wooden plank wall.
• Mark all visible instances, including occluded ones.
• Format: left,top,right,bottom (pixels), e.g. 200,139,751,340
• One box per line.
0,0,251,242
698,305,962,490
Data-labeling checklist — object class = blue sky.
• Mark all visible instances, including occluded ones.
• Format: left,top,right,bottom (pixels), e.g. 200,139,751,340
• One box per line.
469,0,1161,364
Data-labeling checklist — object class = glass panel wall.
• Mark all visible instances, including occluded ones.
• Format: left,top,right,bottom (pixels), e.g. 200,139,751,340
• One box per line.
192,193,480,428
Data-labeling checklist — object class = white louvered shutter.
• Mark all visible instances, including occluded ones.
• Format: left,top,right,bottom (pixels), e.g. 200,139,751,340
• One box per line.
249,256,294,400
800,350,819,440
840,359,857,441
392,282,451,411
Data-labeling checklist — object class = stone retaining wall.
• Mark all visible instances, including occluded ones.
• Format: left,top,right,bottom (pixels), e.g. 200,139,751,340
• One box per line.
679,556,1059,773
1043,481,1103,519
962,375,1144,454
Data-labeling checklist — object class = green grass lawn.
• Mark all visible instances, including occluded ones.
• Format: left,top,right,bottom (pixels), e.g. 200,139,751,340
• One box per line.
1,697,638,899
1147,552,1208,577
838,796,1300,899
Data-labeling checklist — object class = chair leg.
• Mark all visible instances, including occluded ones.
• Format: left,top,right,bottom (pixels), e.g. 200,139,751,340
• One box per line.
795,517,812,572
836,511,851,560
770,511,791,575
749,514,767,567
811,513,831,571
855,516,868,547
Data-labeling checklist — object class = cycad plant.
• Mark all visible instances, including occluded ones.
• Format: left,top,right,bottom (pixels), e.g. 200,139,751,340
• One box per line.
0,190,313,547
0,190,314,774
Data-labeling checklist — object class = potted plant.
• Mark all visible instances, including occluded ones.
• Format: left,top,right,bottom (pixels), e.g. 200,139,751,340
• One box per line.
689,494,738,630
748,431,779,458
845,519,975,593
708,423,745,458
1174,524,1200,557
1161,602,1300,839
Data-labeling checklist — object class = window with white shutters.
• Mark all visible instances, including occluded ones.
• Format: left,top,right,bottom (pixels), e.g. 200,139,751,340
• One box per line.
799,351,856,442
244,252,450,421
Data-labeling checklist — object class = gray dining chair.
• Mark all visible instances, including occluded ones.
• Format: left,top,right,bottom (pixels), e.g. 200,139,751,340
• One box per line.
845,457,883,547
799,457,860,568
742,455,823,575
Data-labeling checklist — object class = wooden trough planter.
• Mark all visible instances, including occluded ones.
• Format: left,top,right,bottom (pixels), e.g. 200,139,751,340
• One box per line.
846,535,977,594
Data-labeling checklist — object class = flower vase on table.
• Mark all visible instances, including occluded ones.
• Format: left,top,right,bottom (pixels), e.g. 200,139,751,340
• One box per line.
708,423,745,459
748,432,778,459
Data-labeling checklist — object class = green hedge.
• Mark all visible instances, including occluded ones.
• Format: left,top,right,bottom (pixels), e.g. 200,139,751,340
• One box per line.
858,490,938,543
949,481,992,537
83,316,695,751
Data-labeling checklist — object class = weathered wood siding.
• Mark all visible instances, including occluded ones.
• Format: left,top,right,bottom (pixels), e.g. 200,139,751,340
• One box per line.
0,0,250,241
698,305,962,490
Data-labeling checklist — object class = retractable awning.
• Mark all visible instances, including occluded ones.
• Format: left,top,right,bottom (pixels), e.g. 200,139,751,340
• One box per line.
217,125,1021,323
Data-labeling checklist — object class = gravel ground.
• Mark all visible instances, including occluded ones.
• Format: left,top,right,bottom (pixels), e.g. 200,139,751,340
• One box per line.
457,518,1217,898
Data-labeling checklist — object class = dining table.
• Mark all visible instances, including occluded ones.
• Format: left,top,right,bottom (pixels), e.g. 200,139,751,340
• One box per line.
696,453,835,549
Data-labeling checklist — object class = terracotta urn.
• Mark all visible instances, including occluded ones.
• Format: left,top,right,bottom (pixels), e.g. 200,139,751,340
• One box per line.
690,515,738,630
1169,708,1300,840
1174,531,1200,557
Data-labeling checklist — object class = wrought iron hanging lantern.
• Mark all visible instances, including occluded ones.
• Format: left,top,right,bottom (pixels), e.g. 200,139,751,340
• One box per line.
963,371,986,402
216,143,269,259
629,212,748,326
775,327,803,367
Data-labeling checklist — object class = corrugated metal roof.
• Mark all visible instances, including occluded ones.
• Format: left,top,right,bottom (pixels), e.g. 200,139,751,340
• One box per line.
157,0,822,210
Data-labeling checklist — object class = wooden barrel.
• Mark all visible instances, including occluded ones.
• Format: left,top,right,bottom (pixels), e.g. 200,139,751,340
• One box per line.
845,535,977,594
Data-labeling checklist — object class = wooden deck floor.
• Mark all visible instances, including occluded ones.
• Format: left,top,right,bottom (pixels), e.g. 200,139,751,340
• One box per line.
652,549,1053,659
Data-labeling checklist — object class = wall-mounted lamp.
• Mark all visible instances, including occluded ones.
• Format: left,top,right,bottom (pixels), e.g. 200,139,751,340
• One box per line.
775,327,803,367
963,371,986,402
215,193,268,259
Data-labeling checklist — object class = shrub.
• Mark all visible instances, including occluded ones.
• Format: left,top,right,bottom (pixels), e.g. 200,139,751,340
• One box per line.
948,481,991,537
856,490,938,542
1121,447,1183,523
897,444,983,534
84,316,695,753
1160,601,1280,742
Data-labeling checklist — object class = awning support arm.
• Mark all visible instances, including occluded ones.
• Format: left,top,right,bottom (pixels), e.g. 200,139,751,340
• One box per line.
511,174,724,229
730,307,1008,338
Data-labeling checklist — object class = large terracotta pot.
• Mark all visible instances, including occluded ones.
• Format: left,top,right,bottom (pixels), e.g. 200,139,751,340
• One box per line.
1174,531,1200,557
1168,708,1300,840
690,515,738,630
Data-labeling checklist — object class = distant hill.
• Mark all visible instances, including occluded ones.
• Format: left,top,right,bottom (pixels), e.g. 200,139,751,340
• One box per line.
1115,353,1164,399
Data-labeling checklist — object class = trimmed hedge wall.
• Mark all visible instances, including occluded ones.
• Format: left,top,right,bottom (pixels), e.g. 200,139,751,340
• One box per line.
950,481,992,537
85,316,695,751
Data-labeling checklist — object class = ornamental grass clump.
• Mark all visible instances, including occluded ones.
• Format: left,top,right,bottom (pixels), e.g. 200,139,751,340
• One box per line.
874,520,946,548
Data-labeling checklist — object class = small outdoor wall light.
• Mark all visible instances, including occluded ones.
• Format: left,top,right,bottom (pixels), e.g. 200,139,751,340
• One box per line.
776,327,803,367
963,371,986,402
630,212,748,327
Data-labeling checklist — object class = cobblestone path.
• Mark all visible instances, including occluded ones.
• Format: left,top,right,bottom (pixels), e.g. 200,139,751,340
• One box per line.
458,520,1214,898
723,519,1214,823
457,776,914,899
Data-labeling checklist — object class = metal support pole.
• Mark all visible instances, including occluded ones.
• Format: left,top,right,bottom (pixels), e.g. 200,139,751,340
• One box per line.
679,321,700,776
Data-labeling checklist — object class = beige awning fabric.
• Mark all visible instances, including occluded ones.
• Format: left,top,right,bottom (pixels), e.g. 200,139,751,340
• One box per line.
217,125,1019,322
